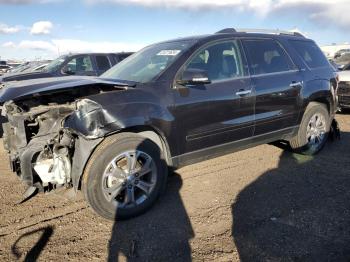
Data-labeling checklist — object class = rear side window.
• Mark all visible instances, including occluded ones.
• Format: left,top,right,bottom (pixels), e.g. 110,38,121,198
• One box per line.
289,40,329,69
96,55,111,71
243,39,292,75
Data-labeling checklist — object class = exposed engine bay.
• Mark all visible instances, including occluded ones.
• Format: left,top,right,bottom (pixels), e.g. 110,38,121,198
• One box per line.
3,102,75,188
1,82,126,195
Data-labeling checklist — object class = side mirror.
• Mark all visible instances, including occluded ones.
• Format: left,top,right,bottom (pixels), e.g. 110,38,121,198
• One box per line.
177,68,211,85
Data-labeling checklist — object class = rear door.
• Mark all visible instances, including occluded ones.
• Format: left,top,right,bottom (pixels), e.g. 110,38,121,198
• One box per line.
242,38,303,136
172,39,255,155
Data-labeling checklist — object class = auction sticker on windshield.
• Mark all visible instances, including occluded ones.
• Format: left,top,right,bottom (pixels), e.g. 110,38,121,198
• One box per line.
157,50,181,56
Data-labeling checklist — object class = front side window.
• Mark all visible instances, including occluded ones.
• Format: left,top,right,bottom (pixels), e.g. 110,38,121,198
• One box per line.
65,56,93,73
243,39,292,75
184,40,245,82
102,41,195,83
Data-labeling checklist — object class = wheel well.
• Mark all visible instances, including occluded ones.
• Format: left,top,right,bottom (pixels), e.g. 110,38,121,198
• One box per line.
310,98,330,114
119,126,173,166
76,126,172,190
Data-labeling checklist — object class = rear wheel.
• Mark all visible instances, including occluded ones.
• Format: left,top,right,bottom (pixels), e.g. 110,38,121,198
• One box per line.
290,102,330,155
82,133,168,220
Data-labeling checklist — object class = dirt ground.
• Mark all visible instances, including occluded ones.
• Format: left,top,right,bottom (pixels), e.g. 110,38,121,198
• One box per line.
0,114,349,262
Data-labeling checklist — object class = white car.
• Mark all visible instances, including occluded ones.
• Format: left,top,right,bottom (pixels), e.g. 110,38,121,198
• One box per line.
0,65,12,75
337,71,350,110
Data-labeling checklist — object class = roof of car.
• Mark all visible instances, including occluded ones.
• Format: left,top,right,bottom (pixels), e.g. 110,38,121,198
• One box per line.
160,28,310,45
61,52,134,57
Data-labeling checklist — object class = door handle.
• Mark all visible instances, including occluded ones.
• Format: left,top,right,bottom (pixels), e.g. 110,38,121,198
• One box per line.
236,89,252,96
290,81,303,87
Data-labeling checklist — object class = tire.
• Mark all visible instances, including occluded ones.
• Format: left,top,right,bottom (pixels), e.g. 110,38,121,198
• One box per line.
82,132,168,220
290,102,330,155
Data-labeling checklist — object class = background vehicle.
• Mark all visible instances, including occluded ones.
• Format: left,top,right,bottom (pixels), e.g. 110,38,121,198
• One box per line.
7,61,50,74
329,60,341,71
333,53,350,69
340,62,350,71
30,63,49,72
337,71,350,110
0,65,11,75
0,52,133,83
0,28,337,220
334,49,350,59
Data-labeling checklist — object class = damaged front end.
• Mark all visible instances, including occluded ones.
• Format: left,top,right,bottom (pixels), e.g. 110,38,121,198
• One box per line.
1,83,127,198
2,101,77,189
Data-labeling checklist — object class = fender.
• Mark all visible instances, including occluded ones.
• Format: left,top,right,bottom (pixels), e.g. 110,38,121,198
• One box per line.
298,78,336,123
63,94,174,140
62,90,175,189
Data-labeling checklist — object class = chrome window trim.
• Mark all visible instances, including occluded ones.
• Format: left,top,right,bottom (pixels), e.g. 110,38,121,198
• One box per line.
250,69,300,78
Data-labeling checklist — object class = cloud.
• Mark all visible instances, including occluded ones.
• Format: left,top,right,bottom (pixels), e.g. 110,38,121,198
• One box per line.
7,39,144,59
84,0,350,28
2,41,16,48
0,0,61,4
51,39,144,54
30,21,53,35
18,40,57,52
0,23,21,34
84,0,272,13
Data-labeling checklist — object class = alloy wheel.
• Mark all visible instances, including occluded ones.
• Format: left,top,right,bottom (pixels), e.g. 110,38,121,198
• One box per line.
101,150,157,209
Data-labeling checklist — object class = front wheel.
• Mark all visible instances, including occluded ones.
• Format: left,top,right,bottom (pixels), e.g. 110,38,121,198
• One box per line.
82,133,168,220
290,102,330,155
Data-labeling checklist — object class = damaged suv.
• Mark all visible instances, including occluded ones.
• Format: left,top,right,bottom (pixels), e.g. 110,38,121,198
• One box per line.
0,28,338,220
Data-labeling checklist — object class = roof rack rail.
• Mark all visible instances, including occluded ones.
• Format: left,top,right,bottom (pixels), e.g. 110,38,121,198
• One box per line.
215,28,237,34
215,28,305,37
237,28,305,37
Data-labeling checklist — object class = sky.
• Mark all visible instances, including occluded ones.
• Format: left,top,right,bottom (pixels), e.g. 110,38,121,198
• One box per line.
0,0,350,61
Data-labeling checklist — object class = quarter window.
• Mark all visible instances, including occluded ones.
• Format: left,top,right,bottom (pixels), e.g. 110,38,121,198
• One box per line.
290,40,330,69
243,39,292,75
184,40,245,82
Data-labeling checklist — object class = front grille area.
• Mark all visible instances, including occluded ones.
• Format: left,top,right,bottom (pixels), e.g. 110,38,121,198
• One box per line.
339,95,350,106
338,81,350,107
338,81,350,95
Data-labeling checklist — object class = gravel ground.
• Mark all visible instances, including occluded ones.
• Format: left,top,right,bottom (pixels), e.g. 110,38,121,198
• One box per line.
0,114,349,262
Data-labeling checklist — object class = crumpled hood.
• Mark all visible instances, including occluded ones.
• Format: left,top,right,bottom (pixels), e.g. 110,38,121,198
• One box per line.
0,71,54,83
0,76,132,103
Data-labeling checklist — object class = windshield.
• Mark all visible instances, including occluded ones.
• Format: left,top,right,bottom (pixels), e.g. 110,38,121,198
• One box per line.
10,62,29,73
101,40,195,83
43,57,66,72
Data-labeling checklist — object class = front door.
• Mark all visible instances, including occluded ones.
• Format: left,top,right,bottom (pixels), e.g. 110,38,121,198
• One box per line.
62,55,97,76
172,39,255,157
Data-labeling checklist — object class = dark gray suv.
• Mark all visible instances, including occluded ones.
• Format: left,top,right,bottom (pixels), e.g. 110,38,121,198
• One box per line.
0,28,338,220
